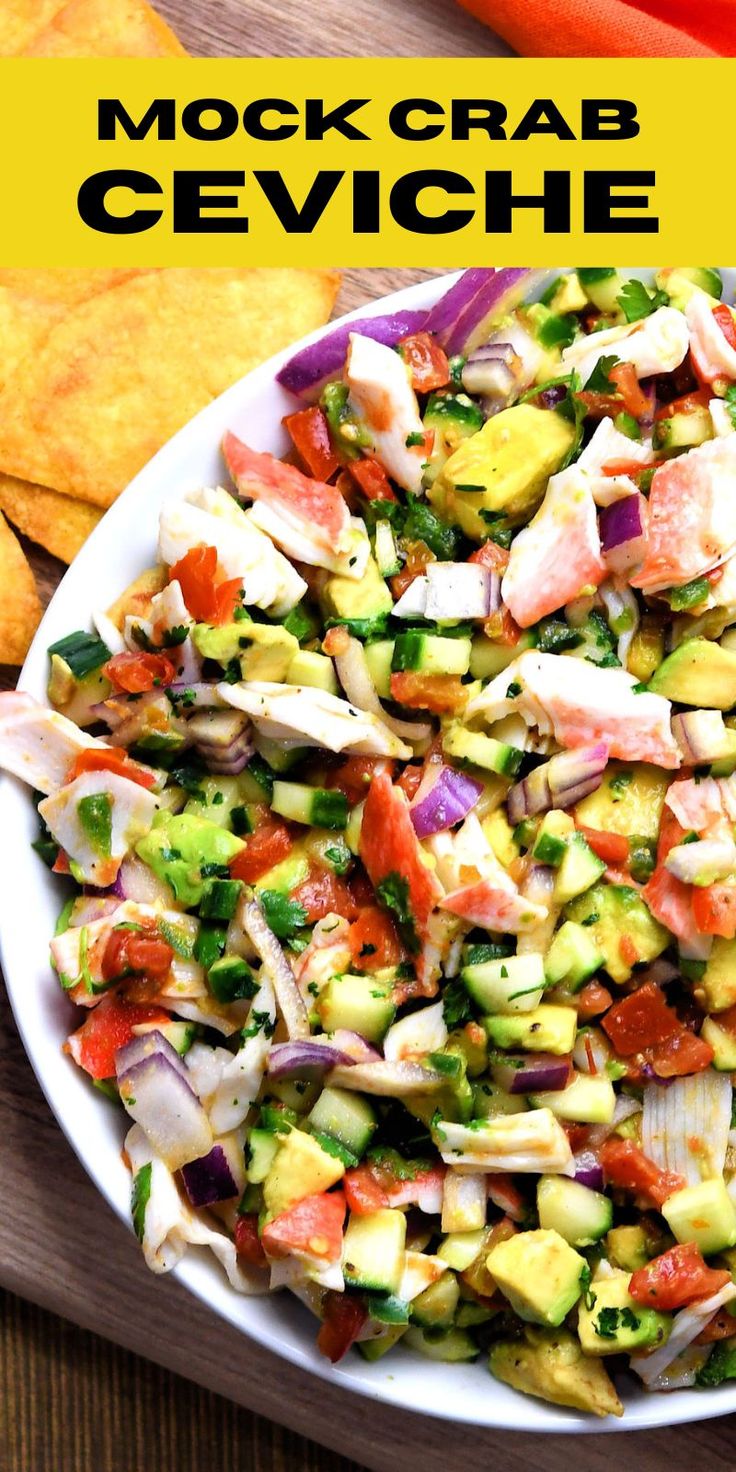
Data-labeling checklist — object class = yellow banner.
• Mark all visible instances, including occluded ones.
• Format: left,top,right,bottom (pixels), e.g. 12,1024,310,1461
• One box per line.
0,58,732,265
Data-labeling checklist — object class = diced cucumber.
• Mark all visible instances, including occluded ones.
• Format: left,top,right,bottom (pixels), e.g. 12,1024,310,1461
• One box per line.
410,1272,460,1329
287,649,339,694
307,1086,377,1158
554,833,606,904
462,953,545,1014
544,920,604,991
484,1005,577,1055
343,1209,407,1293
537,1175,613,1247
358,1325,408,1361
392,631,471,677
438,1230,486,1272
247,1127,280,1184
576,267,623,313
374,520,401,577
317,973,395,1043
470,630,535,679
701,1016,736,1070
132,1018,197,1056
403,1326,478,1362
252,733,305,772
422,391,484,485
662,1178,736,1256
443,723,523,779
207,955,255,1002
363,640,395,699
456,1300,497,1328
345,800,365,856
532,810,575,867
530,1072,616,1124
183,775,251,831
271,780,348,831
199,878,243,922
653,407,713,455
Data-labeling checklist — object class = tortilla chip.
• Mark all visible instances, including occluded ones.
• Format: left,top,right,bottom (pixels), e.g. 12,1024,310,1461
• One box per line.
0,512,43,666
0,474,102,564
0,268,342,509
0,0,186,55
0,271,153,396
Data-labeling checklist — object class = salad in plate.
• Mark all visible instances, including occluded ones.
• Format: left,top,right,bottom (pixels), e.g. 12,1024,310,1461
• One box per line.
4,265,736,1418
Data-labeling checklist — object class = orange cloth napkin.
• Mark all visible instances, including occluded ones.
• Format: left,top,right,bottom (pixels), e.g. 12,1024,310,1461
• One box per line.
459,0,735,55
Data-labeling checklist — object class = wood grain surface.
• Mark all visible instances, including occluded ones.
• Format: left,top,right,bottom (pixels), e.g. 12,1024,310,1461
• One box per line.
0,7,726,1471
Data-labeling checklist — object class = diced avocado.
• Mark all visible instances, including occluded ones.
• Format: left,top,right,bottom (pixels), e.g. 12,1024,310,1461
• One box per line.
484,1005,577,1055
307,1086,377,1159
410,1272,460,1329
192,621,246,664
574,761,668,841
578,1270,671,1357
462,953,545,1014
262,1129,345,1217
422,391,484,485
403,1325,478,1362
627,615,666,684
324,556,393,621
345,800,365,856
469,630,536,679
482,808,521,869
254,850,309,895
392,631,471,676
287,649,339,694
649,638,736,709
525,302,577,353
662,1177,736,1256
554,834,606,905
653,407,713,456
136,812,245,909
490,1327,623,1418
544,920,604,990
246,1127,280,1184
576,267,624,313
701,1016,736,1070
549,273,589,315
183,775,251,831
443,723,523,779
532,811,575,867
271,780,348,831
655,267,722,309
343,1208,406,1293
456,1300,498,1328
566,882,669,984
240,623,299,682
537,1176,613,1247
487,1228,586,1327
362,640,394,699
48,656,112,728
317,973,396,1043
428,404,575,539
358,1325,408,1361
699,938,736,1012
530,1072,615,1125
606,1224,653,1273
438,1229,487,1272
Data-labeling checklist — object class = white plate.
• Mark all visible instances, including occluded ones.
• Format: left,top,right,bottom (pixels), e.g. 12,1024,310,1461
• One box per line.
2,268,734,1434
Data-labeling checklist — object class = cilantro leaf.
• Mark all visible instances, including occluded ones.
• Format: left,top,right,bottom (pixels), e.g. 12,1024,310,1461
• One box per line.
375,871,419,954
583,355,620,393
131,1162,152,1243
258,890,308,940
442,977,473,1030
617,279,669,323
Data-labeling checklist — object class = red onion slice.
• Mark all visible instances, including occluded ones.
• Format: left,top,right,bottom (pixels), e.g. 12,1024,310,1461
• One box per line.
276,310,428,401
116,1029,190,1085
410,764,483,838
181,1143,240,1208
492,1053,572,1095
267,1041,355,1080
572,1151,605,1191
117,1054,213,1171
599,493,648,575
507,742,609,824
327,1060,445,1096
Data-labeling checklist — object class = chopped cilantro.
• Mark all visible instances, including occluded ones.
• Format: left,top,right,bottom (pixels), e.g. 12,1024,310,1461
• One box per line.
506,680,522,698
131,1162,152,1243
375,871,419,954
442,977,472,1030
617,279,669,323
258,890,309,940
241,1010,276,1041
583,355,620,394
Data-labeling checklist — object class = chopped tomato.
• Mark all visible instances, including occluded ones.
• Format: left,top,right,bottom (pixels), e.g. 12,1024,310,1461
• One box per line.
262,1190,346,1262
229,820,293,885
629,1243,730,1312
52,850,70,875
576,826,629,866
469,539,510,576
576,980,614,1020
602,458,664,478
283,405,339,481
291,866,360,924
316,1289,368,1363
169,545,243,625
601,981,680,1054
648,1027,714,1077
599,1136,685,1209
618,934,640,968
390,671,466,715
349,457,397,502
609,361,650,418
692,883,736,938
324,756,393,806
101,926,174,986
713,303,736,351
395,765,423,800
67,995,171,1080
343,1165,389,1215
234,1214,268,1268
398,332,451,393
348,905,405,972
390,540,435,600
67,747,157,791
654,389,711,422
103,651,176,694
695,1309,736,1344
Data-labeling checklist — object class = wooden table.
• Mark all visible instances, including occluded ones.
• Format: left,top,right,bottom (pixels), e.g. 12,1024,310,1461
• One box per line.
3,5,735,1470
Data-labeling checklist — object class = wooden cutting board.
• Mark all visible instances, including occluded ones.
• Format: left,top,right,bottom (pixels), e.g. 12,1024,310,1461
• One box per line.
2,4,736,1467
